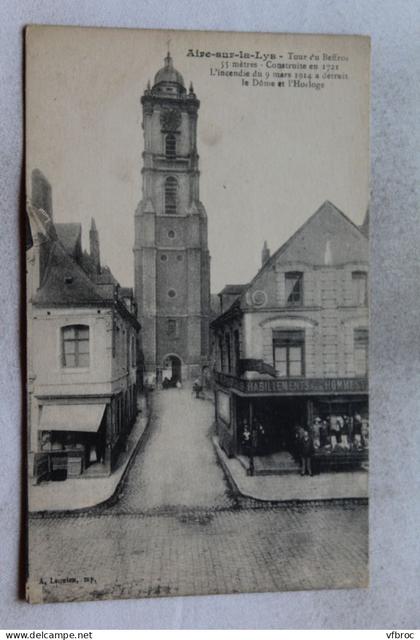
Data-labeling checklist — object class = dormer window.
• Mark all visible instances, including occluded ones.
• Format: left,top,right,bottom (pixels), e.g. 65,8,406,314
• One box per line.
285,272,303,306
165,176,178,214
165,134,176,158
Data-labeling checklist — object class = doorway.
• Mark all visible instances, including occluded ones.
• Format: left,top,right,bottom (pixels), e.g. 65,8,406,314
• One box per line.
162,354,182,385
252,397,307,454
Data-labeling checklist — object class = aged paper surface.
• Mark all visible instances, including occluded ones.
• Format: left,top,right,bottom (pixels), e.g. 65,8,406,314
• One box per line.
26,26,370,604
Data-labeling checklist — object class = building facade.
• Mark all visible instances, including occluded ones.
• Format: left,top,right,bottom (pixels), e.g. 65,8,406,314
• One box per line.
212,201,369,469
27,180,140,484
134,53,211,384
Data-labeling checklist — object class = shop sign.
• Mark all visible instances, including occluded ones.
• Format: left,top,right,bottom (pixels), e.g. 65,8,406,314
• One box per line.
215,372,368,395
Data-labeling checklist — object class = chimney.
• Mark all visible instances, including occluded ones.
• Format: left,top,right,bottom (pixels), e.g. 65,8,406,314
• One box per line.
360,206,370,237
89,217,101,274
31,169,53,220
261,240,270,266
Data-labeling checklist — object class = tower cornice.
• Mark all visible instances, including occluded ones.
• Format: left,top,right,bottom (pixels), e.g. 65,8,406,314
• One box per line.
141,94,200,110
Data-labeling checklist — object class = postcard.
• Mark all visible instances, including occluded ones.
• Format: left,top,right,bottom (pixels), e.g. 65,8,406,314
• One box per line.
25,26,370,603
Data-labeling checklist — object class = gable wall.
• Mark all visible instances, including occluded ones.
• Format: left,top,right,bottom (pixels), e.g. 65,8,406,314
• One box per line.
214,205,369,381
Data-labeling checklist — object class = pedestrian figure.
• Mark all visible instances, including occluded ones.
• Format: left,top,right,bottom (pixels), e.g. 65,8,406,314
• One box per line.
192,377,203,398
299,430,314,476
242,421,251,452
336,415,344,445
246,425,258,476
319,420,328,448
253,418,266,454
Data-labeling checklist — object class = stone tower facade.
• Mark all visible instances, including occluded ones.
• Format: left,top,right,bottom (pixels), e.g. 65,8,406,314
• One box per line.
134,53,211,383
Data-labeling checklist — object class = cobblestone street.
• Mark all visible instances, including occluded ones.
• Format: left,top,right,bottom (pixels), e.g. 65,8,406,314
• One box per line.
28,389,368,603
112,388,234,513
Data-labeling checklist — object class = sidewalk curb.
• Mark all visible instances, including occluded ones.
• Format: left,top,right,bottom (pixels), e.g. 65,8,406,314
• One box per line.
101,400,153,510
29,402,153,518
212,436,368,507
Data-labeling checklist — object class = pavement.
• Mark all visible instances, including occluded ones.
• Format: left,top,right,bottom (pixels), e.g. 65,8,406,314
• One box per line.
110,387,232,513
27,501,368,604
29,399,150,513
213,437,368,502
27,387,369,604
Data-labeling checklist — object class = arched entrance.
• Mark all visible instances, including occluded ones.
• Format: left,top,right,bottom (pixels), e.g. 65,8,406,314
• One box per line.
162,354,182,385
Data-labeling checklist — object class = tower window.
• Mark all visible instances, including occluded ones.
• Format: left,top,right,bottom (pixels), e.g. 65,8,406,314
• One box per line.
176,254,183,262
168,230,176,239
168,289,176,298
165,177,178,215
167,319,179,338
160,254,168,261
165,134,176,159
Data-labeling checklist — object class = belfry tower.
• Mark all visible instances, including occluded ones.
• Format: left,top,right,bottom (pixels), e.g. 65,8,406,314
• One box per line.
134,53,211,383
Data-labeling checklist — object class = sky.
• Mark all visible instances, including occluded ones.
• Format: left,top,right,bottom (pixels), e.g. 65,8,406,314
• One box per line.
26,27,370,293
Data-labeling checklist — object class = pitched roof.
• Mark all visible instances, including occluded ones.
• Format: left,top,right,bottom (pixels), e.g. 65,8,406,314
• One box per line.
244,200,368,292
211,298,242,328
212,201,368,329
219,284,248,295
55,223,82,257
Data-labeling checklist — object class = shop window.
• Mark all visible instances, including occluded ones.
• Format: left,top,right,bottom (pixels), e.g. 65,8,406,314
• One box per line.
273,330,304,377
167,318,179,338
165,134,176,158
62,325,90,368
285,272,303,306
165,177,178,214
352,271,368,305
354,329,368,375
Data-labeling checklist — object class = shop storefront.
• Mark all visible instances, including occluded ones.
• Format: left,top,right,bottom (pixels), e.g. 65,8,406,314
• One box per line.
215,372,369,471
35,402,110,481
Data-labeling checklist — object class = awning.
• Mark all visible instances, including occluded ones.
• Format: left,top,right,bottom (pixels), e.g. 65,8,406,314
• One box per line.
39,403,106,433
